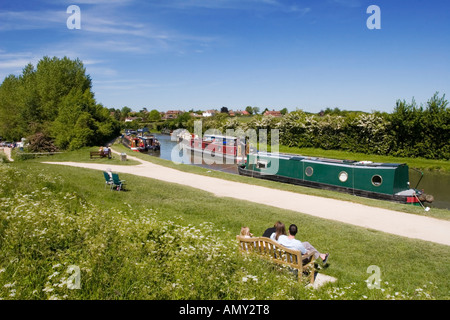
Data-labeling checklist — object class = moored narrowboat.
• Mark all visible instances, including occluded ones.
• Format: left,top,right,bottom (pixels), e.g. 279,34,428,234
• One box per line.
179,132,246,162
238,152,434,205
122,135,140,151
122,134,160,152
138,135,161,152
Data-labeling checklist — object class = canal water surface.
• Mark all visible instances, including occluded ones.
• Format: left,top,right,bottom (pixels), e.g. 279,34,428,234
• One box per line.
140,134,450,210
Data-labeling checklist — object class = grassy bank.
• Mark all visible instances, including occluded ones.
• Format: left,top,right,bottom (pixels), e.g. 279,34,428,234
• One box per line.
0,161,449,300
12,146,141,166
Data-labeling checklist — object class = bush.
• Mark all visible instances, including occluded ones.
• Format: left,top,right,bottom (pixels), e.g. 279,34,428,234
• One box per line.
26,132,59,153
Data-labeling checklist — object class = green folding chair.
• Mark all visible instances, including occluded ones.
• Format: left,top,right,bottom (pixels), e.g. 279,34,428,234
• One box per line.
111,173,126,191
103,171,113,189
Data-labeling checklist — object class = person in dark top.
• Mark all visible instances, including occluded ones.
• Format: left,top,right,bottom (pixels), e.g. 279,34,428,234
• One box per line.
262,221,282,238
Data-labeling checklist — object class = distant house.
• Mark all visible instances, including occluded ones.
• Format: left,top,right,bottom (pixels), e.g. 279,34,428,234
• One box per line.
263,110,282,117
190,112,202,118
124,116,142,122
162,110,183,120
202,110,217,117
236,110,250,116
228,110,235,117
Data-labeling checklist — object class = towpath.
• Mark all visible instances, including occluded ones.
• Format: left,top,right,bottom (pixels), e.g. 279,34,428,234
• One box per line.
43,150,450,246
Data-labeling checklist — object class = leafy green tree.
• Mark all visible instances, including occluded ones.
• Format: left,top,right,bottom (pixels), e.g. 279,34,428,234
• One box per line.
148,109,161,121
51,89,95,149
0,56,120,151
0,75,26,141
35,56,91,122
121,106,132,120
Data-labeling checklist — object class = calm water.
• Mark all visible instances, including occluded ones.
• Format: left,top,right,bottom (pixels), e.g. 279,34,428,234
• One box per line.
409,170,450,210
142,134,450,210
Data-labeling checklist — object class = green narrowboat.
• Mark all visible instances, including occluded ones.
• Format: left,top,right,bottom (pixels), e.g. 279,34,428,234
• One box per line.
238,152,434,205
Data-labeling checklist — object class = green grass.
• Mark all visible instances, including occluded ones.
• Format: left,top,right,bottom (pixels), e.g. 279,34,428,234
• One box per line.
0,160,449,300
13,146,140,166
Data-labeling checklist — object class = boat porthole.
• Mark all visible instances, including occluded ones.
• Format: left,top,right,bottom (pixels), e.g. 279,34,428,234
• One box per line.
338,171,348,182
371,175,383,186
305,166,313,177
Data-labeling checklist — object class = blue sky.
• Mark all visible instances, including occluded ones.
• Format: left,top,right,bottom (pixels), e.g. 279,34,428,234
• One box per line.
0,0,449,113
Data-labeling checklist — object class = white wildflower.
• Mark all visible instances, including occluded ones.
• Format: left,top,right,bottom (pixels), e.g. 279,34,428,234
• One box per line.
43,286,54,293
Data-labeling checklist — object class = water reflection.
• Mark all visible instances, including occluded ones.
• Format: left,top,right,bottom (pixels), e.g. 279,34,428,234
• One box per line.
142,134,449,210
410,170,450,210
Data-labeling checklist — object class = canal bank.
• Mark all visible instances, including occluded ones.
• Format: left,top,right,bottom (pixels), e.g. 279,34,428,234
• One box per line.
135,134,450,210
44,150,450,247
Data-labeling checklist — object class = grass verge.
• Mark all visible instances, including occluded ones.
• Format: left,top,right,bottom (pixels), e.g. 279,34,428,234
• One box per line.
0,161,449,300
12,146,141,166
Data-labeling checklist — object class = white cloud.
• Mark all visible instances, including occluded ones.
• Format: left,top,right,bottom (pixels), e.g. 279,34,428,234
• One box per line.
0,10,66,31
0,59,33,69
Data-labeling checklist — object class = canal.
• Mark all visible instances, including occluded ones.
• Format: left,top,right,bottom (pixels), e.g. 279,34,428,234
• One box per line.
141,133,450,210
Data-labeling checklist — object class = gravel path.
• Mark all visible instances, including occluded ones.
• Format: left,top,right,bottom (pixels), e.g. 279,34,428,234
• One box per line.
43,150,450,246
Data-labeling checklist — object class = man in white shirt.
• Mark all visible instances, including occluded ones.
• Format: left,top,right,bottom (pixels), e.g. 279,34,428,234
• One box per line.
274,224,329,264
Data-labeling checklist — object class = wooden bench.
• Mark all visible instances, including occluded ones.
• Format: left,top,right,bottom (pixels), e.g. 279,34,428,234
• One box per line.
90,151,106,159
236,236,316,284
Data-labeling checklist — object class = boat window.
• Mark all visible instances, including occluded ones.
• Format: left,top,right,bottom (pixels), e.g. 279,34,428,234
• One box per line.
338,171,348,182
257,161,267,169
371,175,383,186
305,166,313,177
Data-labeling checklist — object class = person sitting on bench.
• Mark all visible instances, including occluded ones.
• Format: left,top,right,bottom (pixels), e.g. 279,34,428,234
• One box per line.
271,223,329,265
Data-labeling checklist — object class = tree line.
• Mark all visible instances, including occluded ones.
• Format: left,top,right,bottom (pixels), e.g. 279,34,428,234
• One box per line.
273,94,448,160
0,56,120,151
166,93,449,160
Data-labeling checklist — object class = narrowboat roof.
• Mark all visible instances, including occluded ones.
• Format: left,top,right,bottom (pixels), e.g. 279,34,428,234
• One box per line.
252,152,406,168
204,134,237,140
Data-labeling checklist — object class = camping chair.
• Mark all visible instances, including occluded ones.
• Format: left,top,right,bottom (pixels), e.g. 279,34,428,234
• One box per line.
103,171,113,189
111,173,126,191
